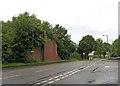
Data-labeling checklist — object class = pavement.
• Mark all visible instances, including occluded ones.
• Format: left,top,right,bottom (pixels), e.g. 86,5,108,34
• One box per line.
2,59,119,85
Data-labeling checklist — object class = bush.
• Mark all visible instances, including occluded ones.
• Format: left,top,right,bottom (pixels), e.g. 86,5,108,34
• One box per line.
70,53,81,60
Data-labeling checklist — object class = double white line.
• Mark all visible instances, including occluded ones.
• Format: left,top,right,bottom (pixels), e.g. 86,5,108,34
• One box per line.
34,65,90,86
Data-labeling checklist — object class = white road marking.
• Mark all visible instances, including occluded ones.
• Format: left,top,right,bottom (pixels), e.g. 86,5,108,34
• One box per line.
3,74,22,79
64,75,68,77
75,70,78,73
54,76,59,78
49,78,53,80
73,71,77,74
48,81,54,84
86,66,90,69
70,72,74,75
78,69,82,71
71,72,76,74
105,66,110,68
33,65,91,85
66,71,71,74
76,70,80,72
55,78,60,81
58,75,62,77
73,69,78,71
63,72,68,75
36,83,41,85
60,77,65,79
41,80,48,83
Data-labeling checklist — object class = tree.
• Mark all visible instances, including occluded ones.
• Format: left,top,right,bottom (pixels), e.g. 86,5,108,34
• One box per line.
53,24,75,59
95,38,105,58
2,12,77,62
10,12,45,62
2,21,15,62
41,21,53,39
78,35,96,59
118,36,120,56
110,36,120,57
95,38,103,57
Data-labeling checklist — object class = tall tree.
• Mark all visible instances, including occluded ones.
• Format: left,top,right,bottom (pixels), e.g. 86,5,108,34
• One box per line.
78,35,96,59
110,36,120,57
95,38,106,58
53,24,75,59
2,21,15,62
12,12,45,62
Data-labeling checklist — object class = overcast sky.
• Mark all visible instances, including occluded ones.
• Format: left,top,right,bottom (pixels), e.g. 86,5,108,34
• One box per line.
0,0,119,44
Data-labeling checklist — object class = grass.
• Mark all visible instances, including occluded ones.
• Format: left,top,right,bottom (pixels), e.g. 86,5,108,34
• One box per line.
1,60,77,68
1,63,26,68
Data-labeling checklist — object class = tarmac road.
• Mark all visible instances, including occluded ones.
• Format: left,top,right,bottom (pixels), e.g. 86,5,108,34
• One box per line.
2,59,118,85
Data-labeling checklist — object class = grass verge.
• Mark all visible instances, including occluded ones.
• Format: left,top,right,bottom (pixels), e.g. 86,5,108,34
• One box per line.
1,60,77,68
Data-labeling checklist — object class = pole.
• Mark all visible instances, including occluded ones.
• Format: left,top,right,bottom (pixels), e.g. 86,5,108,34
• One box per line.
106,35,108,43
102,35,109,59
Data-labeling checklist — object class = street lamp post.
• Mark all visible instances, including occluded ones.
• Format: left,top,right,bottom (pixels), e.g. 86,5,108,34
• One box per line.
102,35,108,43
102,35,110,59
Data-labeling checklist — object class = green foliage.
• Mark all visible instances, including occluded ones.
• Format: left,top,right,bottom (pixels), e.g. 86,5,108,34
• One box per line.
95,38,106,58
3,12,119,64
53,24,76,60
78,35,96,59
41,21,53,39
1,60,74,68
12,12,45,62
2,21,15,62
2,12,76,62
118,36,120,56
69,53,81,60
2,12,46,63
110,36,120,57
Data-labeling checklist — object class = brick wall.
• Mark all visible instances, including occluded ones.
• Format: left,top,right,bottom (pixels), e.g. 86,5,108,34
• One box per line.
28,39,61,61
44,39,61,61
28,47,44,61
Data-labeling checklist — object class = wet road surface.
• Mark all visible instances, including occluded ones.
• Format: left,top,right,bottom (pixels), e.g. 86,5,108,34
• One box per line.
2,59,118,85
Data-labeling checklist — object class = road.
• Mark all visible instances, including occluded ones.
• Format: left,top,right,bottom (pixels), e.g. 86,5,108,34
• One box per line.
2,59,118,85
